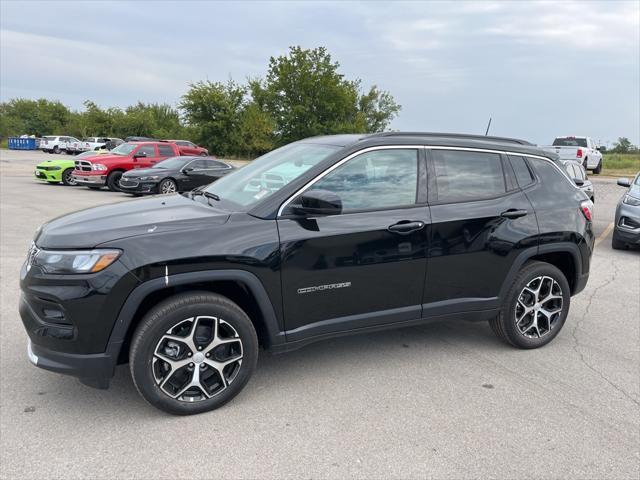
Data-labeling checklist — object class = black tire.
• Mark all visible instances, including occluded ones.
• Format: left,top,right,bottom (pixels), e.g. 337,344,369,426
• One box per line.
200,152,207,157
88,186,102,190
130,292,258,415
61,168,76,186
593,161,602,175
489,261,570,349
612,234,626,250
53,146,60,154
158,178,177,194
106,170,123,192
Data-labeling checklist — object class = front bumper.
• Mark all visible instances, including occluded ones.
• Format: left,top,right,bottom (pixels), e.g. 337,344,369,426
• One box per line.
34,168,62,182
614,203,640,245
27,339,118,389
118,177,159,194
72,173,107,187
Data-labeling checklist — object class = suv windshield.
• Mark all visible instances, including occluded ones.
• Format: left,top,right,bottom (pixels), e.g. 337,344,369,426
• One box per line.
152,157,189,169
110,143,137,156
553,137,587,147
203,142,340,208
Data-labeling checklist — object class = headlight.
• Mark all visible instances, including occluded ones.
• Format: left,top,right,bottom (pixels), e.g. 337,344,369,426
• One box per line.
139,175,160,181
92,164,107,171
30,248,121,274
50,166,61,171
623,194,640,206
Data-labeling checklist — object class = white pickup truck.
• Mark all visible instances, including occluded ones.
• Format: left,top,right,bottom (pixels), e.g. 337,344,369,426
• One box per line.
542,136,603,174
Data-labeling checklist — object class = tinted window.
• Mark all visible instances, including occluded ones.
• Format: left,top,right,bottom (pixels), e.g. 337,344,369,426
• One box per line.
305,149,418,212
552,137,588,147
432,150,505,202
158,144,175,157
189,160,208,169
137,145,156,157
205,160,228,169
175,141,189,146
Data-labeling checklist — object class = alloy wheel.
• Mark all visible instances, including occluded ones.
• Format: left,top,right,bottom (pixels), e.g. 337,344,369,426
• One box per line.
161,180,176,194
514,276,563,338
64,170,77,185
152,316,243,402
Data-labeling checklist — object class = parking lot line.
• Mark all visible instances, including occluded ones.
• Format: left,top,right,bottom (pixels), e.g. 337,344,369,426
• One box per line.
595,222,615,247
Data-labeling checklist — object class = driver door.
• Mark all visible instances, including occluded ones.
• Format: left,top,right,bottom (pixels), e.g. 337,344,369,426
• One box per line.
277,147,430,341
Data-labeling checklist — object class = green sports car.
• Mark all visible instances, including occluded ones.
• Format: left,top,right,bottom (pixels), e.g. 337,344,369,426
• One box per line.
34,150,108,186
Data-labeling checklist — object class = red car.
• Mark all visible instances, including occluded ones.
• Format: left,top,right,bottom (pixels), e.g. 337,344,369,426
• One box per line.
167,140,209,156
72,141,180,191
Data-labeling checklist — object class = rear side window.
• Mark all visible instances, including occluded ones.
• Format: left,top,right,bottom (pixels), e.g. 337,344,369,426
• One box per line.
158,144,175,157
431,150,505,203
509,155,535,187
206,160,228,169
528,158,576,195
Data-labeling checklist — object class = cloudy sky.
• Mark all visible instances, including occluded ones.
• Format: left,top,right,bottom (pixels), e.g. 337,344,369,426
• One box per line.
1,0,638,146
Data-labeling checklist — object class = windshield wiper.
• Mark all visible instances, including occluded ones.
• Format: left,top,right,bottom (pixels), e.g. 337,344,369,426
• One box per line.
189,189,220,205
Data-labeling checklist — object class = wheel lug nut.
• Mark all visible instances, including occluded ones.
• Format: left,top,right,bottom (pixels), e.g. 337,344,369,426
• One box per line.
200,364,206,369
188,352,192,357
198,346,202,350
189,363,194,367
205,353,210,358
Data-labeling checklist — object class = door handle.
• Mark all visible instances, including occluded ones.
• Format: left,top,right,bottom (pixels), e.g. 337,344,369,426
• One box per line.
388,221,425,235
500,209,528,219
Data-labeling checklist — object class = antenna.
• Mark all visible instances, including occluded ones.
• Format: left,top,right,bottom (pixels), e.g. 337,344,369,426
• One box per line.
485,117,492,136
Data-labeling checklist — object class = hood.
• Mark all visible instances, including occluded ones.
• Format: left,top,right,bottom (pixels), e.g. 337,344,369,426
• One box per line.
36,194,230,249
36,159,75,168
123,167,175,178
81,153,128,164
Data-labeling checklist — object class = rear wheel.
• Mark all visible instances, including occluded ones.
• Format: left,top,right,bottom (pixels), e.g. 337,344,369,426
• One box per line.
106,171,123,192
61,168,77,186
53,146,60,154
200,152,207,157
490,261,570,349
129,292,258,415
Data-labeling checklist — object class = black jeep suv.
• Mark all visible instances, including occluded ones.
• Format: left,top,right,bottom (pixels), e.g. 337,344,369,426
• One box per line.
20,133,594,415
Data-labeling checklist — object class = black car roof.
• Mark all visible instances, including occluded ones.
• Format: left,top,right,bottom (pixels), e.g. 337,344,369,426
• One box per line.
302,132,556,160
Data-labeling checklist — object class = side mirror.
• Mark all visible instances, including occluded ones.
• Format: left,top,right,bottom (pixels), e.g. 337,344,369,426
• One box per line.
573,177,584,187
617,178,631,188
133,152,147,159
291,190,342,216
596,146,602,151
182,167,194,174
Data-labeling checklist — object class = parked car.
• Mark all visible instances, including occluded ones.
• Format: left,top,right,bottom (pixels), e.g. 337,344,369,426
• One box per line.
612,173,640,249
19,132,594,415
542,136,603,174
561,160,594,202
72,141,180,191
166,140,209,156
72,137,124,153
119,156,235,195
34,159,77,186
124,136,157,142
40,136,80,154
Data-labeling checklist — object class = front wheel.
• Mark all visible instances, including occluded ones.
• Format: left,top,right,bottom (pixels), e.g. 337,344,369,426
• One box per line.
106,171,123,192
490,261,570,349
61,168,77,186
129,292,258,415
53,146,60,154
159,178,177,194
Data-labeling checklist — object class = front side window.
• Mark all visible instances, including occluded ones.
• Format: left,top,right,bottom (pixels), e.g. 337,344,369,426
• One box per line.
136,145,156,157
432,150,506,203
302,149,418,212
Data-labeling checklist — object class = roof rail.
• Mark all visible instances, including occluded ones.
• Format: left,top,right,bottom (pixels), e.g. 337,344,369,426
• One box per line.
369,132,534,146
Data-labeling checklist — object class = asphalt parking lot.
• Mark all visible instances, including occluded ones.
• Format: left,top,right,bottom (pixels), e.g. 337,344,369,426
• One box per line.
1,149,638,479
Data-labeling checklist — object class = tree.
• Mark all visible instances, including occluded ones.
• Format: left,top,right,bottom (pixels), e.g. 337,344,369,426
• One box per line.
251,46,401,146
611,137,633,154
181,80,248,155
0,98,70,137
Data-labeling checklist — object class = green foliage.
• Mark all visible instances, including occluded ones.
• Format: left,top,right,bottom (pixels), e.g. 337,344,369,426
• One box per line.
1,46,401,157
250,46,400,145
611,137,638,154
602,153,640,175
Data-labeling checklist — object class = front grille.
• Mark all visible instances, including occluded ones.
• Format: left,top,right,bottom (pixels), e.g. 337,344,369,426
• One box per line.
119,178,139,187
75,160,92,172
